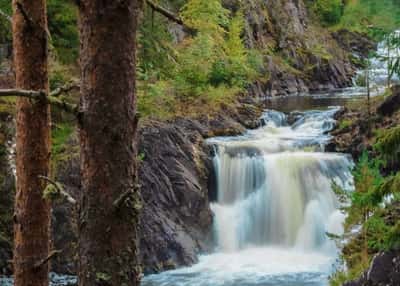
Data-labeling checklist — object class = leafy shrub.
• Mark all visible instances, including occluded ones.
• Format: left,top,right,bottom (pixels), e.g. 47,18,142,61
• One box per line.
338,0,400,37
309,0,344,26
138,0,262,117
47,0,79,64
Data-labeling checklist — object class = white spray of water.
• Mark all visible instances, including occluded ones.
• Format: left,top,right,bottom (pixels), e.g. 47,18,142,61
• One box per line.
143,108,354,286
211,110,353,255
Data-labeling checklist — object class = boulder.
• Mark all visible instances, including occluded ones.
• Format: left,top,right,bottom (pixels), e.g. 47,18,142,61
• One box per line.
344,251,400,286
377,85,400,117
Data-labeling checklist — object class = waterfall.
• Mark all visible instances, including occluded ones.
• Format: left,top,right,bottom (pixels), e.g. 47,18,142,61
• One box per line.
210,108,354,255
142,107,355,286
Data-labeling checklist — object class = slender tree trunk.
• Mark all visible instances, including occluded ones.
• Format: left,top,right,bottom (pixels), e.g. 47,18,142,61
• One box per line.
387,37,391,89
78,1,142,285
366,62,371,136
12,1,51,285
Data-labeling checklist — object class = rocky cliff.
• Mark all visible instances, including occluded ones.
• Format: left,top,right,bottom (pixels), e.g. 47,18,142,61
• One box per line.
239,0,371,97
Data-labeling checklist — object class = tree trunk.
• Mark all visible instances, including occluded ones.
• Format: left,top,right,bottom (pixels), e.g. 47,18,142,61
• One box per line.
78,1,142,285
12,1,51,286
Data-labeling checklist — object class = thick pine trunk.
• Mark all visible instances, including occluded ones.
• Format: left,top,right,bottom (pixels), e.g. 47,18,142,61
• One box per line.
78,1,142,285
12,1,51,286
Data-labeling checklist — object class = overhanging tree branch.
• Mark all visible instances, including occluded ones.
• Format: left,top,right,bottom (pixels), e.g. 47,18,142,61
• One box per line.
50,82,80,97
0,88,78,115
47,95,79,114
145,0,185,27
34,249,62,269
0,89,44,98
39,175,77,205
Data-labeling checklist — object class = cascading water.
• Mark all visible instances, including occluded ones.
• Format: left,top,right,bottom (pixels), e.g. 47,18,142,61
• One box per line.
142,107,354,286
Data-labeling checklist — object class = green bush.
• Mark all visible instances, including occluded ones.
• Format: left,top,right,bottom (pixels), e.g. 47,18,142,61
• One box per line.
47,0,79,64
338,0,400,37
310,0,344,25
0,1,11,43
0,0,79,63
138,0,262,117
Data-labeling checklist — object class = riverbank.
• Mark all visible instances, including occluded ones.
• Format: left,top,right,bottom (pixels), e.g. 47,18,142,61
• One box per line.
329,86,400,286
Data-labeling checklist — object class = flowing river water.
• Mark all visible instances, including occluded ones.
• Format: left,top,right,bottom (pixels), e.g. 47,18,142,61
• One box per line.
142,103,355,286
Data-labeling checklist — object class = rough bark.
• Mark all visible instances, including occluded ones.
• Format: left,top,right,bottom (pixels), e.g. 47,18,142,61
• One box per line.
78,1,142,285
12,0,51,286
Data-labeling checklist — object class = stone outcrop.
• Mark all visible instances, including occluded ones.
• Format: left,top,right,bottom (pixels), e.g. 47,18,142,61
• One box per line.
377,85,400,117
344,251,400,286
238,0,371,97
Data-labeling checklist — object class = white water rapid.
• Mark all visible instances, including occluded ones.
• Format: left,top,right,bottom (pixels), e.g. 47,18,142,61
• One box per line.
143,107,354,286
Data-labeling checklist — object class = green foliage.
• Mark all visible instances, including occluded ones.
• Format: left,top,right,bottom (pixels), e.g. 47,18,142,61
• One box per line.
337,0,400,38
138,0,262,118
0,0,78,63
308,0,344,26
137,4,177,81
52,123,73,158
137,81,176,118
338,118,353,130
0,1,11,43
364,215,391,251
210,13,261,88
375,126,400,165
387,221,400,250
181,0,229,33
43,182,63,203
331,151,400,285
174,34,219,96
345,153,383,227
386,32,400,80
47,0,79,64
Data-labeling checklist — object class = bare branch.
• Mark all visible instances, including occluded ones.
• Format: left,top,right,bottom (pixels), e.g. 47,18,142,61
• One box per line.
0,88,78,115
145,0,185,26
0,89,44,98
34,249,62,269
47,95,78,115
113,184,141,210
38,175,77,205
50,82,80,97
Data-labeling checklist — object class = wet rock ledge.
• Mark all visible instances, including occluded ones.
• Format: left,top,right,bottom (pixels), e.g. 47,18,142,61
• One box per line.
137,102,262,274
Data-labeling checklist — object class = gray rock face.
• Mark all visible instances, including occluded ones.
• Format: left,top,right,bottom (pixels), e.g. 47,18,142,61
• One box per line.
240,0,372,98
344,251,400,286
332,29,376,61
138,120,214,274
138,104,262,273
